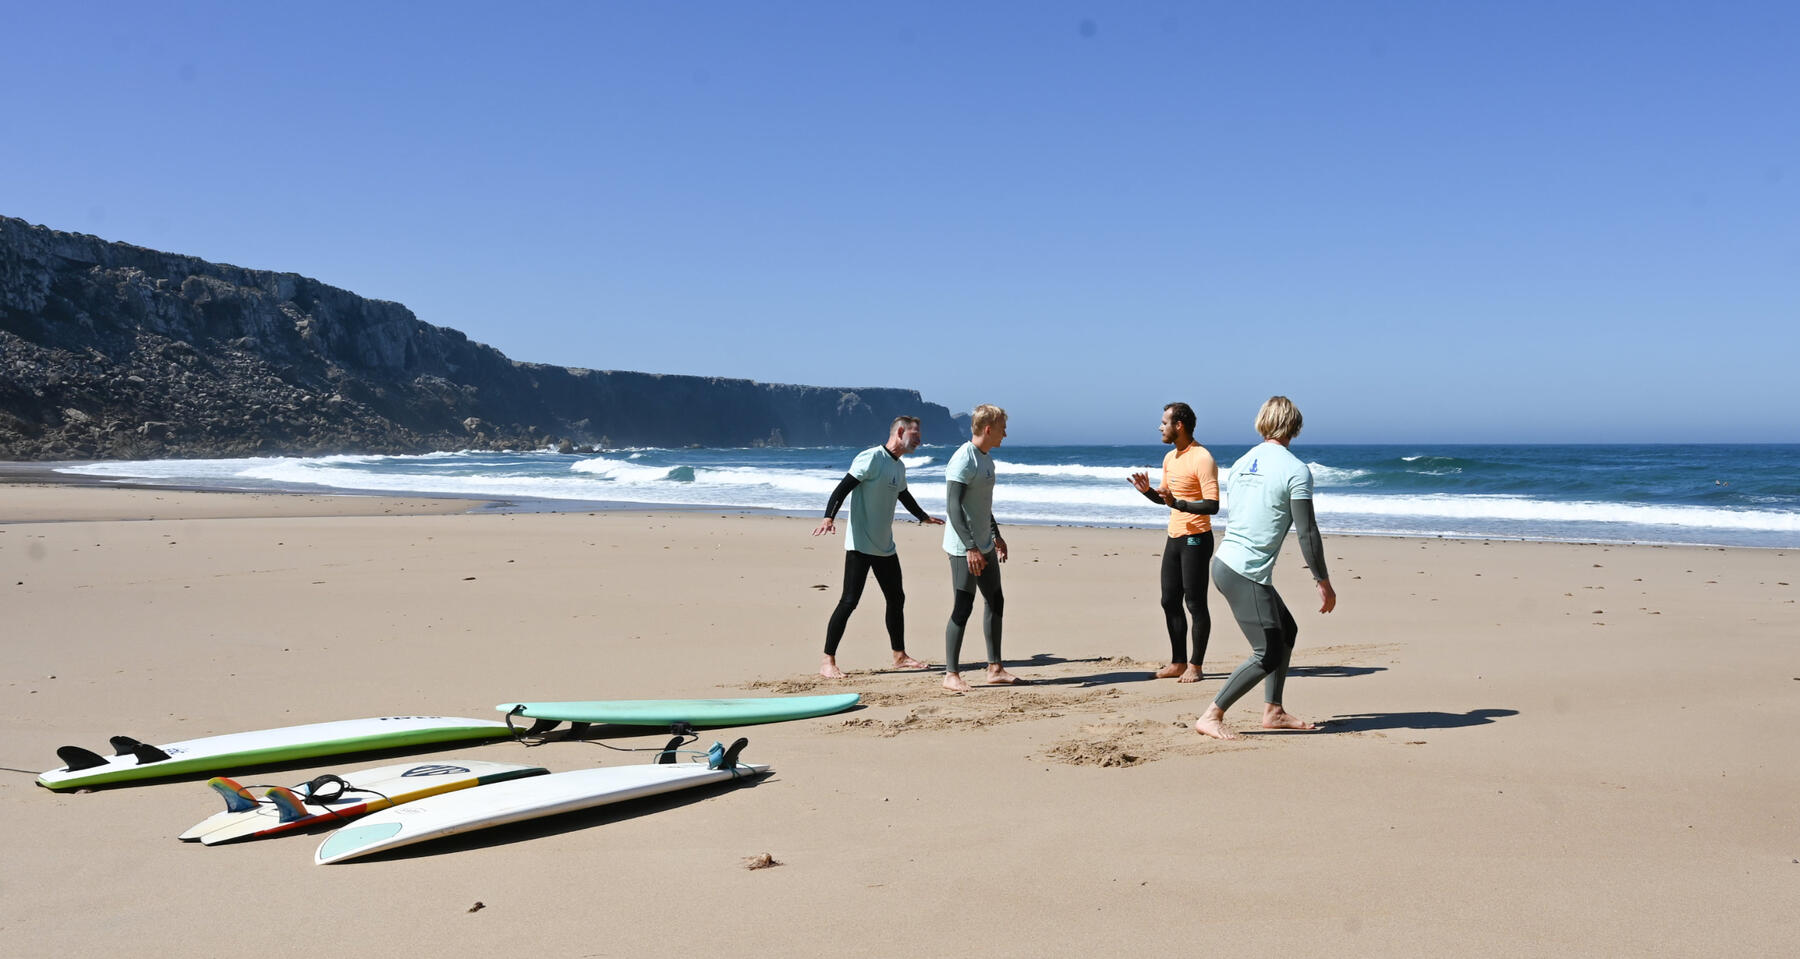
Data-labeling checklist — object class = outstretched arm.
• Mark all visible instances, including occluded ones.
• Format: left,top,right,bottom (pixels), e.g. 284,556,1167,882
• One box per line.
813,473,860,535
897,489,943,525
1164,496,1220,516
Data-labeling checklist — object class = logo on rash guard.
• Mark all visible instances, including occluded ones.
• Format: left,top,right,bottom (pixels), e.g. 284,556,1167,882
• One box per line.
1248,459,1258,474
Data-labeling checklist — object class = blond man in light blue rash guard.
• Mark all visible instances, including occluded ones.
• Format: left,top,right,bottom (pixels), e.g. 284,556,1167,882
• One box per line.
1195,396,1338,740
941,404,1018,692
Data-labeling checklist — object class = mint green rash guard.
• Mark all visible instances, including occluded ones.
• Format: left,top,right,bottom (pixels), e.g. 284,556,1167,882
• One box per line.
942,441,998,555
840,444,909,557
1217,441,1330,585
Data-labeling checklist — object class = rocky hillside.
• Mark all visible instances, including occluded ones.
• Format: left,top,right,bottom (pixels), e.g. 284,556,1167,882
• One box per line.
0,216,962,460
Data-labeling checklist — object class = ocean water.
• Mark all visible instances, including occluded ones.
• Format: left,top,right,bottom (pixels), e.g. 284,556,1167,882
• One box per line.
56,444,1800,548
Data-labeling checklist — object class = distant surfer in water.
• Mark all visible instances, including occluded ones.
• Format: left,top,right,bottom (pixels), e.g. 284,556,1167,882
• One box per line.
813,416,944,679
1195,396,1337,739
942,404,1018,691
1127,401,1220,683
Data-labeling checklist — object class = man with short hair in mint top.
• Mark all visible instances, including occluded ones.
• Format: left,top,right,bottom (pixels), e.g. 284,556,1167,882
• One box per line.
813,416,944,679
1195,396,1338,740
942,404,1018,692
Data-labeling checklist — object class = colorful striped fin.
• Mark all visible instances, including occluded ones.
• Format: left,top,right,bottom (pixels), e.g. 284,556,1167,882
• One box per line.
207,777,259,813
265,786,311,824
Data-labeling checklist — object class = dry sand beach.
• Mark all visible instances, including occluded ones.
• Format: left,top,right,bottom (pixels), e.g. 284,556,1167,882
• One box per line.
2,483,1795,957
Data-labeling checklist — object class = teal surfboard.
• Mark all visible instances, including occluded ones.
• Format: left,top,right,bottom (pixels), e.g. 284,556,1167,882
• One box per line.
495,694,860,727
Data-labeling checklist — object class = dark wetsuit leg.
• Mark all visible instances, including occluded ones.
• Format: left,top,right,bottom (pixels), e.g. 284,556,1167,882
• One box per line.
944,551,1004,670
1160,534,1214,667
1211,557,1299,711
824,551,873,656
826,551,907,655
868,552,906,651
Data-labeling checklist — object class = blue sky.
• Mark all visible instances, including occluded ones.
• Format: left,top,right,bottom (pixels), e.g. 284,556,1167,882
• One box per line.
5,2,1794,444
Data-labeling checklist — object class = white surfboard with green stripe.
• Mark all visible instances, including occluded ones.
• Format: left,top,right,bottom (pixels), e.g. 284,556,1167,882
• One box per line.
38,716,514,791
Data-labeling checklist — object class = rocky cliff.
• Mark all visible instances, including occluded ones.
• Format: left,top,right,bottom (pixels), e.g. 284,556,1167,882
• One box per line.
0,216,963,459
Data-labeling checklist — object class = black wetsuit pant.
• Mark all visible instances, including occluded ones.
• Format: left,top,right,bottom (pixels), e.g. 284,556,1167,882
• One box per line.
945,551,1004,670
823,550,906,656
1161,533,1214,668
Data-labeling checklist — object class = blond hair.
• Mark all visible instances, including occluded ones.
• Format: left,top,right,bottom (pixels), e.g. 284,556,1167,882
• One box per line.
1254,396,1303,442
970,404,1007,434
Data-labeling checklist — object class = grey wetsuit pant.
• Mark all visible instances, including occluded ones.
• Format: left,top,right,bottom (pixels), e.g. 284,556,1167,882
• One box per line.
1211,558,1299,711
945,551,1003,670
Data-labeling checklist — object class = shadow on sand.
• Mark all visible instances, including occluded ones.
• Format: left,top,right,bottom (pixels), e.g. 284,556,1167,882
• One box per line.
1322,708,1519,733
1287,665,1386,679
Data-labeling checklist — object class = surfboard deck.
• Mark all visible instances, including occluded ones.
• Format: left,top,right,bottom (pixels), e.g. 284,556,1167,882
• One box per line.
495,694,859,727
316,758,770,864
179,759,550,845
37,717,515,791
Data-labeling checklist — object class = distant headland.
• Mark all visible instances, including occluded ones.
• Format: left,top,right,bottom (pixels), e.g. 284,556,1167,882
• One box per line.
0,215,963,460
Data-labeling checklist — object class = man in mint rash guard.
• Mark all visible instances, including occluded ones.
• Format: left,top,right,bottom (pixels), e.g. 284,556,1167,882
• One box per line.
1194,396,1338,740
1127,402,1221,683
942,404,1018,692
812,416,945,679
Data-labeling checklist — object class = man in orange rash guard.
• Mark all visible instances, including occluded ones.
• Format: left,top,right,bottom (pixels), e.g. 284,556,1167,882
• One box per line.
1127,402,1220,682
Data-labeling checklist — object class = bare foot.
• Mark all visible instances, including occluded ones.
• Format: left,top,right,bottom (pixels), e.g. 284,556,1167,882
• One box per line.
1261,706,1317,731
891,652,930,670
943,672,971,693
1154,662,1185,679
984,666,1022,685
819,656,846,680
1177,666,1202,684
1193,708,1238,740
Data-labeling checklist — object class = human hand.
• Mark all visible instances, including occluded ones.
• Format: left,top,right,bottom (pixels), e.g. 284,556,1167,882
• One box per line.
966,548,987,575
1317,579,1337,614
813,518,836,536
1128,472,1151,494
995,536,1008,563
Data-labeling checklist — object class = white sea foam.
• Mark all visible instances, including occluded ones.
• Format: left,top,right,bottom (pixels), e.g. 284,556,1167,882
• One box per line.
1312,492,1800,532
992,460,1156,481
1305,463,1373,485
569,457,691,483
53,452,1800,544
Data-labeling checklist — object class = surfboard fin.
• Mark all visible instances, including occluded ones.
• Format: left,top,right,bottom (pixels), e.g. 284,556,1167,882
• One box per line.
656,736,685,764
129,742,173,764
56,745,109,772
109,735,146,756
207,777,259,813
266,786,311,824
710,737,749,772
502,704,563,743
